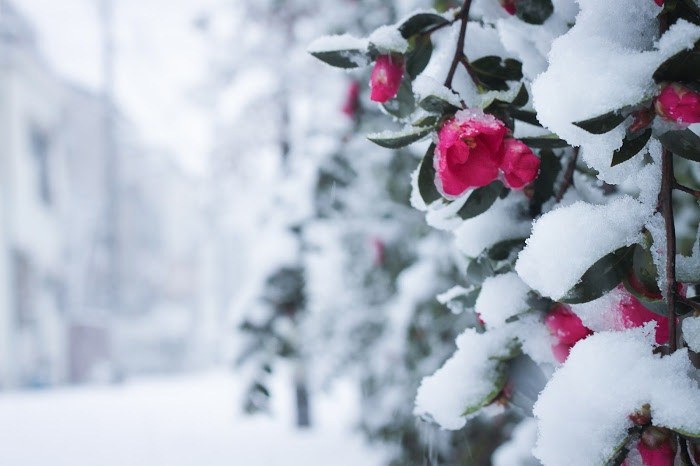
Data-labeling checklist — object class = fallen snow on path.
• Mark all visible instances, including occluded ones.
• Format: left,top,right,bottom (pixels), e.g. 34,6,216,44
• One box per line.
0,369,384,466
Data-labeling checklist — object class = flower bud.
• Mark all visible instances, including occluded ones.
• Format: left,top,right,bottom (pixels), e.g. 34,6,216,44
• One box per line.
342,81,361,117
499,138,540,189
628,403,651,426
499,0,517,15
545,305,593,362
655,83,700,124
655,0,664,6
369,55,404,103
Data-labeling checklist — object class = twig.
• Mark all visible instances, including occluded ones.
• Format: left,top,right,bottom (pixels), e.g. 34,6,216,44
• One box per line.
554,148,579,203
660,147,678,352
444,0,472,88
673,181,700,200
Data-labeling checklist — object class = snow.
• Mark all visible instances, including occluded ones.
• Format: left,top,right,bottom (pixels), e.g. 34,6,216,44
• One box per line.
515,196,651,300
683,316,700,353
534,327,700,466
492,418,540,466
368,25,409,54
475,272,531,328
0,370,384,466
532,0,700,184
306,34,369,53
414,327,516,430
454,193,532,258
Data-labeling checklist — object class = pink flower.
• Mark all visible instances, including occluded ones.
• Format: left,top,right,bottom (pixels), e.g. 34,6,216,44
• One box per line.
369,55,404,103
638,439,674,466
545,305,593,363
655,83,700,124
342,81,360,117
614,286,669,345
371,237,385,267
499,0,517,15
434,110,508,197
655,0,664,6
499,138,541,189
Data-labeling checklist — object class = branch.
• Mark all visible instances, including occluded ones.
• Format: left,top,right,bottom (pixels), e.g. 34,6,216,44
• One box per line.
673,181,700,200
660,147,678,352
444,0,472,88
554,147,579,203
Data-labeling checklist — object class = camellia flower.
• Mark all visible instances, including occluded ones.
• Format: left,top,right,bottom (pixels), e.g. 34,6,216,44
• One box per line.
614,285,669,345
499,138,541,189
545,305,593,363
433,109,508,197
654,0,664,6
499,0,517,15
342,81,361,117
655,83,700,124
369,55,404,103
623,428,674,466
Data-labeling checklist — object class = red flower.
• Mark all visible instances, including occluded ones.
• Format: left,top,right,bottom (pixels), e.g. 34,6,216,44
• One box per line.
342,81,361,117
655,0,664,6
499,138,541,189
434,110,508,197
369,55,404,103
655,83,700,124
499,0,517,15
614,285,669,345
545,305,593,363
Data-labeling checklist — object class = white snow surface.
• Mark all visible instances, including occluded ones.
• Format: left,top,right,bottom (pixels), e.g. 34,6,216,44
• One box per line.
0,370,383,466
414,327,515,430
683,316,700,353
515,196,651,300
534,327,700,466
475,272,531,328
368,25,409,53
532,0,700,184
492,418,540,466
307,34,369,53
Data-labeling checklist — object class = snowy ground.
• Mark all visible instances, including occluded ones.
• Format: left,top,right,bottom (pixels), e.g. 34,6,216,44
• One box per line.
0,369,385,466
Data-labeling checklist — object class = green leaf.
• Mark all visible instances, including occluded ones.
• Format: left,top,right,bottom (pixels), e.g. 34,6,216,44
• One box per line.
418,94,460,114
367,125,434,149
573,110,627,135
466,255,495,285
309,49,369,69
658,129,700,162
406,35,433,79
561,246,634,304
631,243,662,298
520,136,569,148
611,129,652,167
653,48,700,83
398,12,450,38
487,239,526,262
461,364,508,417
471,56,523,81
418,144,442,204
515,0,554,25
510,109,541,127
530,149,562,216
457,181,504,220
511,84,529,107
381,77,416,118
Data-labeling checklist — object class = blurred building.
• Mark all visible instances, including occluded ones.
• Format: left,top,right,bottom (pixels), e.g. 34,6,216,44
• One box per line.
0,1,220,389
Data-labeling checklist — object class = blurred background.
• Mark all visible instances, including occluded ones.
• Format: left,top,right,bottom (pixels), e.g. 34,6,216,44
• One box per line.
0,0,516,465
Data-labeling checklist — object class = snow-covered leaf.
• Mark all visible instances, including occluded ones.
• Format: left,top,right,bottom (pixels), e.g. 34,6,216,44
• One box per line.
367,125,433,148
659,129,700,163
573,110,626,135
398,12,450,38
611,129,652,167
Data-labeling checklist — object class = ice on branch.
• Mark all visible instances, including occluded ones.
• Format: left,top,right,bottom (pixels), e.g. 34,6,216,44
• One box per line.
414,327,516,430
534,327,700,466
515,196,651,300
475,272,531,328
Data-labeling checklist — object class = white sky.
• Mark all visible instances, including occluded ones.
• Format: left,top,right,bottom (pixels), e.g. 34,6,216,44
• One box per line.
14,0,220,175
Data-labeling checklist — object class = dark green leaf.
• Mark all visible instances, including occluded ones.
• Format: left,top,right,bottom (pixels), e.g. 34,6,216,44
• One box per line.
381,77,416,118
367,125,433,149
654,49,700,83
573,110,627,135
487,239,526,261
510,109,541,127
631,243,662,297
604,445,630,466
511,84,529,107
418,144,442,204
406,35,433,79
413,114,439,127
309,49,369,69
419,94,460,114
561,246,634,304
515,0,554,25
471,56,523,81
611,129,652,167
466,255,494,285
457,181,504,220
659,129,700,162
530,149,561,216
520,136,569,148
398,13,450,38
